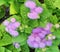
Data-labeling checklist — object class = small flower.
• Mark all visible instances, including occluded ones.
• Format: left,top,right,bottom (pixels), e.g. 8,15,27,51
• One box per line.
3,18,20,37
44,23,53,30
11,18,16,22
25,1,36,9
34,7,43,14
13,42,20,48
9,29,19,37
27,23,55,48
25,1,43,19
27,12,39,19
13,22,20,28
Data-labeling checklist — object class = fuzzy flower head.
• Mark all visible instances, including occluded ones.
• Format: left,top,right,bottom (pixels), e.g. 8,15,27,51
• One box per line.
3,18,20,37
25,1,43,19
25,1,36,9
27,23,55,48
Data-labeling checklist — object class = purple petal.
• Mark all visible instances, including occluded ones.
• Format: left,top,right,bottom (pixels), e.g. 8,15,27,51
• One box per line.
9,29,19,37
39,42,46,48
34,7,43,14
33,41,39,48
32,27,43,33
39,33,45,38
28,12,39,19
46,40,52,46
27,39,33,47
44,23,53,30
25,1,36,9
14,22,20,28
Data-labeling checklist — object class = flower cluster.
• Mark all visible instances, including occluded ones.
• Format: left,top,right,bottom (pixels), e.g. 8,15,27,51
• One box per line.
3,18,20,37
27,23,56,48
25,1,43,19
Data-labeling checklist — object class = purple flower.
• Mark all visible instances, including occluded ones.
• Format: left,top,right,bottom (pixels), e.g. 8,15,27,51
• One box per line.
46,40,52,46
9,29,19,37
44,23,53,30
3,18,20,37
13,22,20,28
25,1,43,19
34,7,43,14
32,27,42,33
27,12,39,19
27,39,39,48
27,23,54,48
25,1,36,9
39,42,46,48
39,33,46,38
13,42,20,48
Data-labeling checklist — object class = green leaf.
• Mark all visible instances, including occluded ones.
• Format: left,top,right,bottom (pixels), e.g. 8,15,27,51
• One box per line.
0,47,5,52
35,48,42,52
44,0,55,11
6,44,21,52
48,15,58,24
13,33,27,46
21,44,29,52
20,4,29,25
52,29,60,38
5,48,12,52
29,20,39,28
34,0,41,6
10,2,18,15
0,32,12,46
25,27,32,34
18,0,26,2
0,0,5,6
54,0,60,9
46,46,59,52
0,24,12,46
53,39,60,46
41,4,52,19
0,7,5,19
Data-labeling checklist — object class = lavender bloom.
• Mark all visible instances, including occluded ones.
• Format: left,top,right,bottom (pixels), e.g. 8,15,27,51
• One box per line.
28,12,39,19
9,29,19,37
27,23,54,48
46,40,52,46
39,42,46,48
44,23,53,30
32,27,43,33
13,22,20,28
3,18,20,37
25,1,43,19
34,7,43,14
25,1,36,9
27,37,39,48
13,42,20,48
